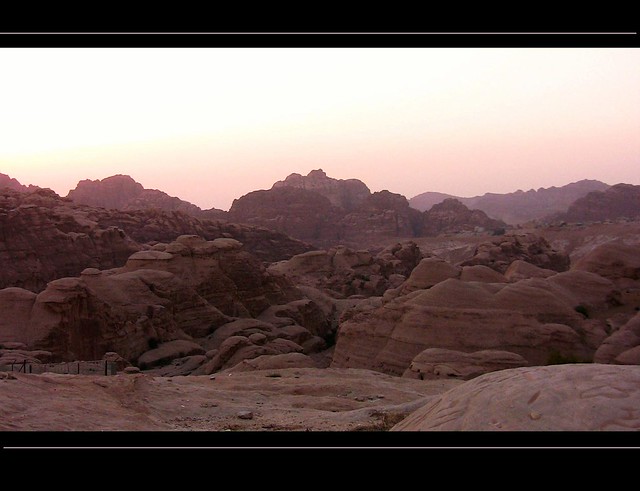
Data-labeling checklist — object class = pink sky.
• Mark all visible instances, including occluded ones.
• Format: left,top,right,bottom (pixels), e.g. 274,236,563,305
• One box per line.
0,48,638,210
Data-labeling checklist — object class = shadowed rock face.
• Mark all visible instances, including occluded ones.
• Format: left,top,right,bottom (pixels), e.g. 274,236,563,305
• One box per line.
392,364,640,431
555,183,640,223
228,187,344,242
0,235,327,367
0,188,313,292
0,188,140,292
422,198,506,236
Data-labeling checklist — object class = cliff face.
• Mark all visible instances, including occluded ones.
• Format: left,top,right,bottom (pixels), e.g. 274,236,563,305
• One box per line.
0,188,313,292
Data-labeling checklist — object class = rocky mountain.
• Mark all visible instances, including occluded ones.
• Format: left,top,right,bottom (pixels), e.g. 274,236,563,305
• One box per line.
231,171,504,247
552,183,640,223
67,174,227,219
272,169,371,211
0,187,313,292
410,179,610,224
0,172,38,193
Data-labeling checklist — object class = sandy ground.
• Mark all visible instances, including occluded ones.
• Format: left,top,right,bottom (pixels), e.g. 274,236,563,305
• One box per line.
0,368,461,431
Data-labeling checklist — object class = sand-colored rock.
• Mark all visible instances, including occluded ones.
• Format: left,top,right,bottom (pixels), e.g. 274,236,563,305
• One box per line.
403,348,528,380
504,260,557,282
223,352,318,373
137,340,206,369
398,257,461,294
572,241,640,281
392,364,640,431
331,272,615,375
594,311,640,364
460,265,508,283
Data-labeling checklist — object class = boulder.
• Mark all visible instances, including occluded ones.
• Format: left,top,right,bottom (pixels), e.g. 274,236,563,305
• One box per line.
137,340,205,369
392,364,640,431
403,348,528,380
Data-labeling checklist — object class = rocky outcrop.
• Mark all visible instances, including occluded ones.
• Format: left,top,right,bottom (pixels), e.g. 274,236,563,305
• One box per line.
422,198,506,236
555,183,640,223
66,174,227,218
572,242,640,281
332,269,622,375
594,312,640,364
339,191,425,241
268,242,423,298
459,232,570,274
0,188,312,293
272,169,371,211
392,364,640,431
228,187,343,243
402,348,528,380
0,188,140,292
410,179,610,224
0,232,345,374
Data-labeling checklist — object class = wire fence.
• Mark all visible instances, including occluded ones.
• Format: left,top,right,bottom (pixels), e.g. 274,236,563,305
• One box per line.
0,359,116,375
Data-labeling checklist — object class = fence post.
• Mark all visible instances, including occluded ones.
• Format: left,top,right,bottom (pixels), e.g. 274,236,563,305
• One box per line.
77,362,80,375
23,360,26,373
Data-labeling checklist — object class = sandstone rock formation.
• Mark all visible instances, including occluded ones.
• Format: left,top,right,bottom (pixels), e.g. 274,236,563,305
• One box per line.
332,269,621,375
392,364,640,431
460,232,570,273
228,187,343,242
572,241,640,282
272,169,371,211
594,312,640,364
268,241,422,298
0,187,312,292
0,234,337,373
0,188,139,292
66,174,227,219
422,198,506,236
402,348,528,380
555,183,640,223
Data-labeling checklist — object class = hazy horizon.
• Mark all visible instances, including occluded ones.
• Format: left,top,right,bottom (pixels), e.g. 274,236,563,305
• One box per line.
1,47,638,210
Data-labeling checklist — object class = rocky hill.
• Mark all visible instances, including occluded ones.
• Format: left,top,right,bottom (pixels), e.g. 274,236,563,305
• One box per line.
67,174,227,219
410,179,610,224
552,183,640,223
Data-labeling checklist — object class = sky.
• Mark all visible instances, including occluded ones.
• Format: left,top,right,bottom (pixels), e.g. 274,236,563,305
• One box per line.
0,47,638,211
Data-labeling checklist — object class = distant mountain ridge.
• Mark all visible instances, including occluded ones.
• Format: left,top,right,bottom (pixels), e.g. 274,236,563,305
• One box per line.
0,173,39,193
551,183,640,223
66,174,227,219
409,179,610,224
